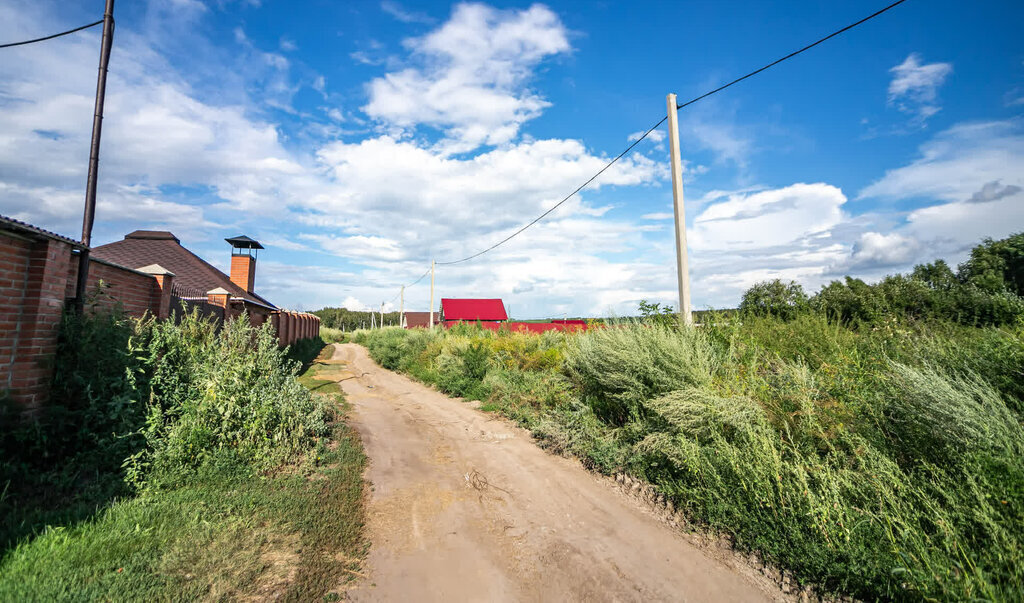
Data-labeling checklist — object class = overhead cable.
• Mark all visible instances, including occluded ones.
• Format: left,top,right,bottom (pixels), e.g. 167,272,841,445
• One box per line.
0,19,103,49
675,0,909,111
436,0,910,267
436,115,668,266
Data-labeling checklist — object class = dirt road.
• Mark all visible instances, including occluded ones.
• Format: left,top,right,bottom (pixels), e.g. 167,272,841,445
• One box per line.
333,343,778,602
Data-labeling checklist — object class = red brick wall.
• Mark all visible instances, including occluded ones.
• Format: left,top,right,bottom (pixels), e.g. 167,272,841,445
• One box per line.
270,311,320,348
2,226,303,410
1,233,75,411
2,232,168,411
66,257,163,318
1,233,36,404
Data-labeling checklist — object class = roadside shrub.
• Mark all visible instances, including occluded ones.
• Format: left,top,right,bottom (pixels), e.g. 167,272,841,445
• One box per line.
739,279,809,320
885,363,1024,467
319,326,346,344
128,314,333,488
564,323,715,424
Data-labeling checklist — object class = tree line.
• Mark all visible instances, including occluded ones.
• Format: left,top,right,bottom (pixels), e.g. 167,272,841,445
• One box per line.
739,232,1024,325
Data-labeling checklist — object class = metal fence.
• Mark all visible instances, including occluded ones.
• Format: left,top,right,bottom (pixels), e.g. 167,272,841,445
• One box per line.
170,283,224,323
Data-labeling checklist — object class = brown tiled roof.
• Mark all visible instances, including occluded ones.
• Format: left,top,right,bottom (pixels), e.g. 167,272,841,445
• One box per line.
92,231,277,309
1,214,85,248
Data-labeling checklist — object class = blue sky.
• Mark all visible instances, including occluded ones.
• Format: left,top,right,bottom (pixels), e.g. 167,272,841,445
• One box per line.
1,0,1023,317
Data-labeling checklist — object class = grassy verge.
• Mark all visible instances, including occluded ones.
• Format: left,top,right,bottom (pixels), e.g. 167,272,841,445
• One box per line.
0,315,365,601
319,326,349,345
352,319,1024,601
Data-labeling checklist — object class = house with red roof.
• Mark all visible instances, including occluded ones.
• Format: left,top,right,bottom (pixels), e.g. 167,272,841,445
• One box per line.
440,298,508,327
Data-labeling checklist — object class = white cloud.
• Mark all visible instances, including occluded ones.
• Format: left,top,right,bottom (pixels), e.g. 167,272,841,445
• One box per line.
628,129,665,143
834,232,921,272
859,120,1024,203
642,212,673,220
887,53,952,126
362,3,570,153
381,1,435,24
683,117,753,167
691,183,846,251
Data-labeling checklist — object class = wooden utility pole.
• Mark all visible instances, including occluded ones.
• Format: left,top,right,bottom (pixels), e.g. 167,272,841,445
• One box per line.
75,0,115,314
666,93,693,327
380,302,384,329
429,260,435,329
399,285,405,328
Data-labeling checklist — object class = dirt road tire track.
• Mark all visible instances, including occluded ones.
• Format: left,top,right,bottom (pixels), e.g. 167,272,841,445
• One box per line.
334,343,779,602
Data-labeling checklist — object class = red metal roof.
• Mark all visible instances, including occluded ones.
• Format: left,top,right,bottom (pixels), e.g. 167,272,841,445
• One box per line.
441,298,507,321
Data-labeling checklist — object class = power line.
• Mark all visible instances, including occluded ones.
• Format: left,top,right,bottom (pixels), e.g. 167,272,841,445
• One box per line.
386,265,432,303
0,19,103,49
436,0,910,267
437,115,667,266
676,0,909,111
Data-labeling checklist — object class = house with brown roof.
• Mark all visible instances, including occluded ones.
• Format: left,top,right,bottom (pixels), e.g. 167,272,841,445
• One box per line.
92,230,278,324
402,311,440,329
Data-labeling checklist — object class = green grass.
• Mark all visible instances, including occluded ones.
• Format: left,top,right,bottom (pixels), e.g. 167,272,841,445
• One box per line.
319,326,348,344
0,328,366,601
352,319,1024,601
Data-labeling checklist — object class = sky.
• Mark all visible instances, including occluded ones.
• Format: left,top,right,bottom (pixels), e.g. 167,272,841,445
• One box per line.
1,0,1022,317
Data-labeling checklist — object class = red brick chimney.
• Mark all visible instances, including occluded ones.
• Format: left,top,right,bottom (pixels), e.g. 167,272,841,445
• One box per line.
225,235,263,293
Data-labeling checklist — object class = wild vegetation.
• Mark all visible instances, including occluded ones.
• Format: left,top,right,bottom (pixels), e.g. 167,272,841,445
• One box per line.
352,232,1024,601
0,310,365,600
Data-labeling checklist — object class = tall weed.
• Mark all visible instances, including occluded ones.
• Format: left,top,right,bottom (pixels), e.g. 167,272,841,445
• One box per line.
564,323,715,424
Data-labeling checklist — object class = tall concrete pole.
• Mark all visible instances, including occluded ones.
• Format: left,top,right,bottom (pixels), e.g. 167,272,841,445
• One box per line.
75,0,115,314
380,302,385,328
666,93,693,327
429,260,435,329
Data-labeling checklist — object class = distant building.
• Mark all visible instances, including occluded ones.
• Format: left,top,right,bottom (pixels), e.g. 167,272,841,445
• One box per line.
440,298,508,327
403,311,439,329
92,230,277,322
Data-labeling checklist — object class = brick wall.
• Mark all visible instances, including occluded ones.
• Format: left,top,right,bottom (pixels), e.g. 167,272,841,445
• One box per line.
271,310,320,348
2,223,315,411
1,230,168,411
66,257,165,318
1,232,76,411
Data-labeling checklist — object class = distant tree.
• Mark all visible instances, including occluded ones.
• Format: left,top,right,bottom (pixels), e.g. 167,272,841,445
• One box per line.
812,277,883,324
911,259,957,291
958,232,1024,296
739,280,808,321
637,300,678,327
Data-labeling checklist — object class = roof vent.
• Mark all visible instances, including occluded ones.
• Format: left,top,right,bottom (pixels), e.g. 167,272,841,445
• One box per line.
124,230,179,243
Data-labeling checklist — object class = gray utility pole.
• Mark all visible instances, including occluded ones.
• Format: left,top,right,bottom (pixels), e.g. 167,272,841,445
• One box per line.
380,302,385,328
429,260,435,329
399,285,405,328
666,93,693,327
75,0,115,314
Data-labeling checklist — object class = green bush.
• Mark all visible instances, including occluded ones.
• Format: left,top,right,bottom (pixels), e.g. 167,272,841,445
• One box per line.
127,314,332,488
739,279,809,320
564,323,715,425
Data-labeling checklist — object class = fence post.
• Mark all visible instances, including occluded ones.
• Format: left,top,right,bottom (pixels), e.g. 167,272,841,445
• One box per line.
139,264,175,320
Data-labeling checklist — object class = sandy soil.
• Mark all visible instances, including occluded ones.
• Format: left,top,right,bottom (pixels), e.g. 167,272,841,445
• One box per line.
332,343,781,602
